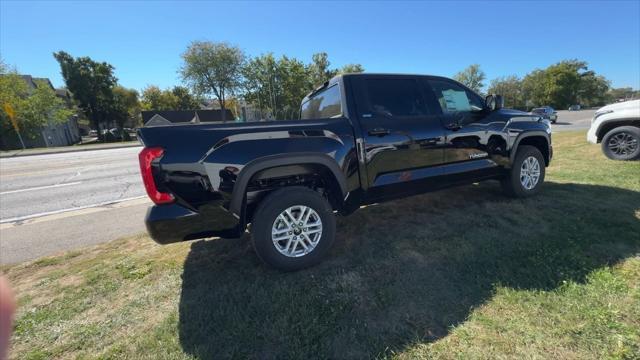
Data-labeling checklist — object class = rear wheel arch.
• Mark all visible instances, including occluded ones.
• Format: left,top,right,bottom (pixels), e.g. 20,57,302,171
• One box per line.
229,153,347,218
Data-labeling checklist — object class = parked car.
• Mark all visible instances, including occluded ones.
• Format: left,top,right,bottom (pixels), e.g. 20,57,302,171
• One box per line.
587,99,640,160
137,73,553,271
568,105,581,111
531,106,558,123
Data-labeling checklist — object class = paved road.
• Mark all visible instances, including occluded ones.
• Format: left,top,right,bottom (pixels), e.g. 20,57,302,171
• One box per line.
0,146,144,222
550,109,595,132
0,146,150,264
0,199,149,264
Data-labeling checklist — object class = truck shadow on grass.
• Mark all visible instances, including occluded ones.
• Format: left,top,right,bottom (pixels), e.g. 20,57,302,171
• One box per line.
178,182,640,359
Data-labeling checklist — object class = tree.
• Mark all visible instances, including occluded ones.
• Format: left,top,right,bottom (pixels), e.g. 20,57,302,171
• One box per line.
111,86,140,128
454,64,486,93
180,41,245,121
487,75,525,109
21,80,74,135
242,52,364,120
578,73,609,107
53,51,118,140
140,85,199,111
522,60,610,109
339,64,365,74
308,52,337,87
608,87,640,102
1,64,72,148
171,86,200,110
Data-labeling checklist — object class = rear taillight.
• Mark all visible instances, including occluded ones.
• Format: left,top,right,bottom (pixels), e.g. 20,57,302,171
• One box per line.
138,147,175,204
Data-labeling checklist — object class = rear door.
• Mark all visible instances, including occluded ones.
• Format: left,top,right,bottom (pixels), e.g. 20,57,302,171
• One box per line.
352,76,445,199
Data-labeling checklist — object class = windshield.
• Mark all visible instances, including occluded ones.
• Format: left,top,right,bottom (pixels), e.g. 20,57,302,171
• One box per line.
300,85,342,120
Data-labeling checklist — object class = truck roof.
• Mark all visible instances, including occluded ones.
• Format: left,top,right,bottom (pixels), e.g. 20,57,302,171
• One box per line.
302,73,453,102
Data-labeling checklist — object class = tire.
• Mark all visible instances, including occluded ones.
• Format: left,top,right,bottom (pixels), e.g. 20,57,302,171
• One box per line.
251,186,336,271
601,126,640,161
501,145,546,198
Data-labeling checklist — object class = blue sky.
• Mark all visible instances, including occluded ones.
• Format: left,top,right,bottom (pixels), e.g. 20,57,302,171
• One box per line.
1,1,639,91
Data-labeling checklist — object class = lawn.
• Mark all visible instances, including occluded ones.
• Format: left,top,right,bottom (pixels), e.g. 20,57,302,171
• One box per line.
4,131,640,359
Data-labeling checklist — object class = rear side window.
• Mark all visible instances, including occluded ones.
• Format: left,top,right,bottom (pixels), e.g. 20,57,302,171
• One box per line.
428,79,484,113
363,79,428,117
300,85,342,119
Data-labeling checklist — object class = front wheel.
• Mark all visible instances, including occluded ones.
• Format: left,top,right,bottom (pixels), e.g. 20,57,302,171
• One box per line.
251,186,336,271
601,126,640,161
501,145,546,198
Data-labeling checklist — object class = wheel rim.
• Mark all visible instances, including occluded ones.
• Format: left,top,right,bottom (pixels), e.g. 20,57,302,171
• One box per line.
271,205,323,258
520,156,541,190
607,132,638,156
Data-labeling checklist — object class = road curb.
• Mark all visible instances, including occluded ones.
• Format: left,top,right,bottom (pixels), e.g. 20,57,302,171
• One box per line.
0,142,142,158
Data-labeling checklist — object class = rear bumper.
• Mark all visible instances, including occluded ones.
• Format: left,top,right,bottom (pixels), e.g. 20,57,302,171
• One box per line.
145,202,241,244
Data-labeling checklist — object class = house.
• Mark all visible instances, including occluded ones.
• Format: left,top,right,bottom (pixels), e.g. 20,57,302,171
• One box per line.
141,109,235,127
0,75,81,150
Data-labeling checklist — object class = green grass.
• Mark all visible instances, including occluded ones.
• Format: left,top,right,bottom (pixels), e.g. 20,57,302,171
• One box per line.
4,131,640,359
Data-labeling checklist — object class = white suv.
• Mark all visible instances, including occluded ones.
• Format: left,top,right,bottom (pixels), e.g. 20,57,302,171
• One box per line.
587,99,640,160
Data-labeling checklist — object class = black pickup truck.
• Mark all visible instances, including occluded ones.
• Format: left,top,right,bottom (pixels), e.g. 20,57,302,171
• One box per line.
137,73,552,270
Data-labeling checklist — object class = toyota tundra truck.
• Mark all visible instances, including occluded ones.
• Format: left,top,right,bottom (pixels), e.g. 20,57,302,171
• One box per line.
137,73,553,271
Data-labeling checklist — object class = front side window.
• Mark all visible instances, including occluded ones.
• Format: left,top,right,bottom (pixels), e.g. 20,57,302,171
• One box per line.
364,79,428,117
300,85,342,120
428,80,484,113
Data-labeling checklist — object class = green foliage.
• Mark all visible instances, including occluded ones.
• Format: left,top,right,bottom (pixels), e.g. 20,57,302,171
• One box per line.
522,60,610,109
171,86,200,110
607,87,640,102
487,75,525,109
339,63,365,74
53,51,118,135
242,53,310,119
454,64,486,93
140,85,199,111
180,41,246,121
308,52,337,87
0,66,72,139
111,86,140,128
241,52,364,119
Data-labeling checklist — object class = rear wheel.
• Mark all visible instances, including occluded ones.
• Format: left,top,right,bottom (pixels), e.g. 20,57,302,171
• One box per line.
601,126,640,161
501,145,546,198
251,186,336,271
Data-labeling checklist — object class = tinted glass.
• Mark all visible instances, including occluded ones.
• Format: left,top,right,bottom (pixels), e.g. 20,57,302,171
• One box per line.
364,79,428,117
428,80,484,113
300,85,342,120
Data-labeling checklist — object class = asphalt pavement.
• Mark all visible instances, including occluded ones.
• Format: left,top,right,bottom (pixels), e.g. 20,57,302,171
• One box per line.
549,109,595,132
1,146,144,221
0,146,149,264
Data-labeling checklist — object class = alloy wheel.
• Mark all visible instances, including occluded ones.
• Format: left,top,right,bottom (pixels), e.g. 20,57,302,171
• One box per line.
520,156,541,190
271,205,323,257
607,132,639,156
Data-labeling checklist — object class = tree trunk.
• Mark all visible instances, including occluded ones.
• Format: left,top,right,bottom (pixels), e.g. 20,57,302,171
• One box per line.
219,98,226,123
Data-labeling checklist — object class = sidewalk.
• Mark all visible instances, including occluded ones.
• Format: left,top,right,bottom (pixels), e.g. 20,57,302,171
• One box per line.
0,141,141,158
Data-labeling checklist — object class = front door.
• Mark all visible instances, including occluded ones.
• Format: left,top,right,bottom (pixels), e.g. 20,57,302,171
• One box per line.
426,78,505,177
353,76,446,200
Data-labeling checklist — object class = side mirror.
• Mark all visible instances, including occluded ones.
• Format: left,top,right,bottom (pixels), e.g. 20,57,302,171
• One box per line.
485,94,504,111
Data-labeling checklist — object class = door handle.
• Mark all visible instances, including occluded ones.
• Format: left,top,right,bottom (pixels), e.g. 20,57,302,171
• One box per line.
368,128,390,136
445,123,462,131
